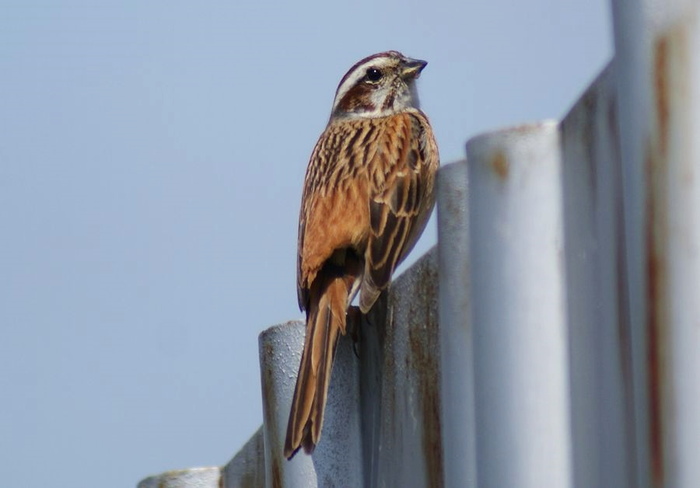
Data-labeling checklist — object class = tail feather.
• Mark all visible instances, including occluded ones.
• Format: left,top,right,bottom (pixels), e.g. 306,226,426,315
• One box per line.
284,274,349,459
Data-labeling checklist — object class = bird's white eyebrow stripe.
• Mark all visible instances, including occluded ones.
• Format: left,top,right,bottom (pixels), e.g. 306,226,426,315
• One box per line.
332,57,395,112
336,52,396,88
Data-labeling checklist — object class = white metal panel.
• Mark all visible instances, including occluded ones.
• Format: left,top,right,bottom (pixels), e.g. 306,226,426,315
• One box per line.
436,160,477,488
612,1,700,486
258,320,362,488
467,122,574,488
560,61,636,488
369,249,443,488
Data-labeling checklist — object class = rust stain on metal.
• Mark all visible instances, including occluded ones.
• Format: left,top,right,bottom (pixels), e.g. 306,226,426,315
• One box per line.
271,454,282,488
645,25,684,486
402,254,444,487
645,142,668,487
491,150,509,181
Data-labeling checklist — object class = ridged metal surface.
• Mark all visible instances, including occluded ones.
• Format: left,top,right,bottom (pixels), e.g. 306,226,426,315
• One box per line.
258,319,362,488
612,2,700,486
467,121,574,488
436,160,476,488
559,62,636,488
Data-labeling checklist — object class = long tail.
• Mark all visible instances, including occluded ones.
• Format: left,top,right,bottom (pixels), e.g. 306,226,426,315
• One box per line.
284,273,350,459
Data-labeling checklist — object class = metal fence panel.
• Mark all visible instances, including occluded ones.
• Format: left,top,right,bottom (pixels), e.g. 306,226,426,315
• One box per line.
258,320,363,488
221,427,266,488
612,2,700,487
560,61,636,488
467,121,574,488
364,249,443,488
436,160,477,488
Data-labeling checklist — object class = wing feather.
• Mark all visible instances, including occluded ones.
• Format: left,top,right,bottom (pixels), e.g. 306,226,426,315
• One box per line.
359,111,439,313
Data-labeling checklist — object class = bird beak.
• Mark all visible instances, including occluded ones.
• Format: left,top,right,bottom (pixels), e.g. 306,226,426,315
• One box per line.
401,57,428,80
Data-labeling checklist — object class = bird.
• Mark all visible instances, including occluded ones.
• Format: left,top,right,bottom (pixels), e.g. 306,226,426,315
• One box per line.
284,50,439,459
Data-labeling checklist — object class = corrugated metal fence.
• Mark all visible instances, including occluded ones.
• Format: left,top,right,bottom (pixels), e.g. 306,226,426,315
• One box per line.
138,1,700,486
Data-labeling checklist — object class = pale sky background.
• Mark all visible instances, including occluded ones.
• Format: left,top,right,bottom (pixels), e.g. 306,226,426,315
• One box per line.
1,1,612,486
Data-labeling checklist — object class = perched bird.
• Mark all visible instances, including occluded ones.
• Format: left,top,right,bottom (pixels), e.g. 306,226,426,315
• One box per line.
285,51,439,459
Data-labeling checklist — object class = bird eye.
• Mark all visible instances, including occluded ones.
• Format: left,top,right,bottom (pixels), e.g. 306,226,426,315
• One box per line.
365,67,383,82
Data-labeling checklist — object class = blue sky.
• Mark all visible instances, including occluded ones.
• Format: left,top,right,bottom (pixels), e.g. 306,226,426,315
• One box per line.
1,1,611,486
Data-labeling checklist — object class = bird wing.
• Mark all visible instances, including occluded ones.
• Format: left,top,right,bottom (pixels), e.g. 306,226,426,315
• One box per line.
296,119,374,311
359,111,438,313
